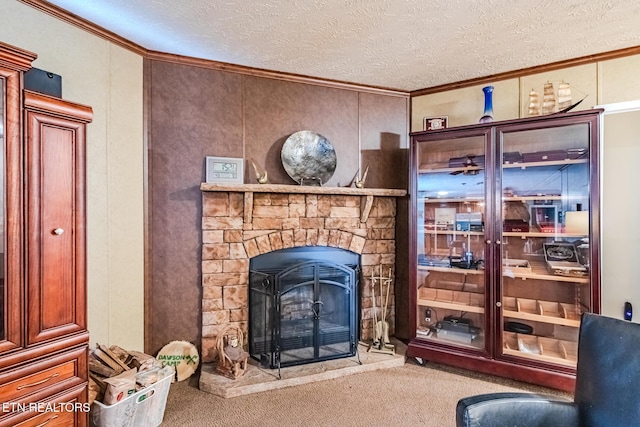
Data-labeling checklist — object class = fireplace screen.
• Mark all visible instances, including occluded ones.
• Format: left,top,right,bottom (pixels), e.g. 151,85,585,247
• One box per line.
249,246,360,370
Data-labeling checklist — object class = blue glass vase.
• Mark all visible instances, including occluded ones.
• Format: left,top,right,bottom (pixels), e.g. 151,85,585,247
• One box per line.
479,85,494,123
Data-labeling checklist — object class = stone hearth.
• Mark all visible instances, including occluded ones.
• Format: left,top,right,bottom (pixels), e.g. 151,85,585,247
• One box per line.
200,339,406,398
199,183,406,369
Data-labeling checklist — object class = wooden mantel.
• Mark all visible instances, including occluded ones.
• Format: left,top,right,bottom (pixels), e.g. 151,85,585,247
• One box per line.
199,183,407,196
200,183,407,223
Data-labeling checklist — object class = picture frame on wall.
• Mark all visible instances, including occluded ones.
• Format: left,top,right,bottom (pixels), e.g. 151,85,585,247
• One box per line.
205,156,244,184
423,116,449,131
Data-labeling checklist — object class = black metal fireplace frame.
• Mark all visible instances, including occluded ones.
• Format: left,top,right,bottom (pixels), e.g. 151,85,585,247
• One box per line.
249,246,360,375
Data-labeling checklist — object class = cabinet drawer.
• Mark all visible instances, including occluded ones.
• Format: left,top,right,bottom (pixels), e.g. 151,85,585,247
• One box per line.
0,347,87,405
12,409,76,427
1,383,87,427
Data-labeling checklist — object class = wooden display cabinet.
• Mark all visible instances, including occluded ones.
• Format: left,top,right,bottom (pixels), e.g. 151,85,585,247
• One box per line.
0,41,92,425
407,109,601,391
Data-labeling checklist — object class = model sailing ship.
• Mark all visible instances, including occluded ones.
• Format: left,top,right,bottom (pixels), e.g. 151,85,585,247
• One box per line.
527,89,540,116
527,81,586,117
557,82,572,110
542,82,556,114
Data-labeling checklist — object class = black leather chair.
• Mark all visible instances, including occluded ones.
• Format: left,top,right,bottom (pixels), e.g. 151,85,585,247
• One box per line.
456,313,640,426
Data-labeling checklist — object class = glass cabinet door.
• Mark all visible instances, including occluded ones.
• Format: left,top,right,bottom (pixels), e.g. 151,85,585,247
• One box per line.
414,131,489,351
498,122,593,368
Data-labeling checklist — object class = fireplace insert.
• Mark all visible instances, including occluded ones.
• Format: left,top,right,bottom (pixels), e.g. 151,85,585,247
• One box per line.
249,246,360,373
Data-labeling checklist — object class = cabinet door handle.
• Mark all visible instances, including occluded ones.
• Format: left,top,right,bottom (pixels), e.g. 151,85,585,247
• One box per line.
496,301,502,308
495,240,501,244
35,415,59,427
52,228,64,235
16,372,60,390
485,239,491,244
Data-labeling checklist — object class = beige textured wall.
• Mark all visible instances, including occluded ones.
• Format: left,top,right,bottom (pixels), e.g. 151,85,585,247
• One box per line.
411,56,640,321
0,0,145,349
411,64,597,131
410,58,640,128
600,107,640,322
411,80,519,131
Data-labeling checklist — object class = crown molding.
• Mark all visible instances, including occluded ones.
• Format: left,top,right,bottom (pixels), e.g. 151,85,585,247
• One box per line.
410,45,640,97
0,40,37,71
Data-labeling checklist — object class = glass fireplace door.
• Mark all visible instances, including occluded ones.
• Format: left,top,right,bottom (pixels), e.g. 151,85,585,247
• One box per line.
249,247,359,370
279,264,317,365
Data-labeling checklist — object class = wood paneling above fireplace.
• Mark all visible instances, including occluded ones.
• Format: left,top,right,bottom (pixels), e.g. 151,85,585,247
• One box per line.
145,58,409,355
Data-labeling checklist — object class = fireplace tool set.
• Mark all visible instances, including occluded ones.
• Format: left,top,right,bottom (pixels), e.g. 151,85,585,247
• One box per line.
369,265,395,354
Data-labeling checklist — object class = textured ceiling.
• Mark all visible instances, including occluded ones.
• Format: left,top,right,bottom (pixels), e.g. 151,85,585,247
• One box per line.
45,0,640,92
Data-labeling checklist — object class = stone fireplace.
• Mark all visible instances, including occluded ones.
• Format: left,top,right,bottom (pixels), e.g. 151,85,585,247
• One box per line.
200,183,406,365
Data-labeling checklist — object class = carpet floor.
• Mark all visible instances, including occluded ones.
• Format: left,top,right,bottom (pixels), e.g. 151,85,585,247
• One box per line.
161,358,571,427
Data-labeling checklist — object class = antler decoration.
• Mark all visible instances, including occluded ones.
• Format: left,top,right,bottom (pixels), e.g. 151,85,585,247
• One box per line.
355,165,369,188
250,159,268,184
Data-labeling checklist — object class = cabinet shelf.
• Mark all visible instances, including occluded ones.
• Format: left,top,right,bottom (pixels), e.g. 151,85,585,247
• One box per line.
419,197,483,204
421,230,586,238
417,298,485,314
503,297,581,328
503,332,577,368
502,158,588,170
418,265,484,275
504,349,576,368
418,158,588,176
418,262,588,284
503,261,589,284
417,287,484,314
504,195,562,202
422,229,484,236
502,231,588,238
503,310,580,328
502,348,576,368
418,166,484,175
420,196,562,204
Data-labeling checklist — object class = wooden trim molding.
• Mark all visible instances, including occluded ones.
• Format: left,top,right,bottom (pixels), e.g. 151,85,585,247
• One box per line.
23,90,93,122
200,183,407,197
0,40,36,71
410,45,640,97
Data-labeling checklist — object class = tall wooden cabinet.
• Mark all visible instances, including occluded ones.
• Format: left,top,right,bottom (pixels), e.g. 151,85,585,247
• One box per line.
0,42,92,426
407,110,601,391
